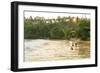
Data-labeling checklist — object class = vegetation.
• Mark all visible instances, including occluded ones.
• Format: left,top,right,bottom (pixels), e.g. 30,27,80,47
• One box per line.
24,16,90,40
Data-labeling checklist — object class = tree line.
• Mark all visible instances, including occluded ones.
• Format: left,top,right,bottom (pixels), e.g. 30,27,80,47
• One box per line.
24,16,90,40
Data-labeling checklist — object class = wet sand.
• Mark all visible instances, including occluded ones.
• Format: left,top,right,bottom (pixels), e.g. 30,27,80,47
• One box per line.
24,39,90,62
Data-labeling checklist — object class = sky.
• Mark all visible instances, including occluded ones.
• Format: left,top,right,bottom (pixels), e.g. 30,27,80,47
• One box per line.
24,11,90,19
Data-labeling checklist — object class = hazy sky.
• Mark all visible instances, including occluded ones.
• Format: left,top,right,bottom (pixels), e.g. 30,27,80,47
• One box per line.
24,11,90,19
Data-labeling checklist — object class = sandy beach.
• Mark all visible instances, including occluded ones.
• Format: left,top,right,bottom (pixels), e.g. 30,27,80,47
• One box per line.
24,39,90,62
